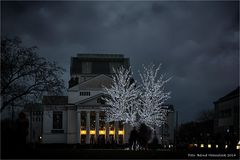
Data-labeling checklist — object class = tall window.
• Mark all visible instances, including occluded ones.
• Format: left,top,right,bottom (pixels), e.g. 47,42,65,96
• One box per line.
99,111,105,130
90,112,96,130
81,111,87,144
81,111,86,130
53,111,63,129
119,121,124,130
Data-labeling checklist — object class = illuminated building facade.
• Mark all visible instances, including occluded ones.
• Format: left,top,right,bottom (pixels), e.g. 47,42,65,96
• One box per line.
42,54,130,144
42,54,176,145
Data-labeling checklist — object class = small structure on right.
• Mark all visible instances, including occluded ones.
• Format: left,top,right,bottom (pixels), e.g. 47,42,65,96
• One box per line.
214,87,239,148
155,104,176,147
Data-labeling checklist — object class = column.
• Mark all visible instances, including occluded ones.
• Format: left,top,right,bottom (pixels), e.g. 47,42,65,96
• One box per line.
95,111,99,143
76,111,81,144
106,122,109,143
123,123,126,144
86,111,90,144
114,121,119,144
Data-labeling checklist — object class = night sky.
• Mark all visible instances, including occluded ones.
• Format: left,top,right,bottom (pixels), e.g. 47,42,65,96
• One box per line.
1,1,239,123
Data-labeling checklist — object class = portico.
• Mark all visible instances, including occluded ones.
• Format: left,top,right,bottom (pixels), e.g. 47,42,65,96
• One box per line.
76,108,124,144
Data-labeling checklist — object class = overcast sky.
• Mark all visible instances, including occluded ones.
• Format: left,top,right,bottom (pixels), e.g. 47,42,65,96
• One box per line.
2,1,239,123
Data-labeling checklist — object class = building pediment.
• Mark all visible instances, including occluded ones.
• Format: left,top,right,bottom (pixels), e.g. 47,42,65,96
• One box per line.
79,74,113,90
68,74,113,91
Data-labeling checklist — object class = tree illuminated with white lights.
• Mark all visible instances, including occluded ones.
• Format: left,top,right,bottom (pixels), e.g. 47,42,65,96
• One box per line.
103,67,140,127
104,64,171,130
138,64,171,130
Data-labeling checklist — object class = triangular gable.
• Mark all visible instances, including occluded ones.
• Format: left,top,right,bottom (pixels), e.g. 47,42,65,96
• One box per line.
68,83,80,91
78,74,113,90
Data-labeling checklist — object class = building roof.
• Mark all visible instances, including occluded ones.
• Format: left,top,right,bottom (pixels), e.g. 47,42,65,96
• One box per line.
77,53,124,58
42,96,68,105
215,87,239,103
70,53,129,75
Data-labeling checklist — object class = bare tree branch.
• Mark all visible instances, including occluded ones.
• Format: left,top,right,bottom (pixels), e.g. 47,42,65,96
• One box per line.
1,37,65,112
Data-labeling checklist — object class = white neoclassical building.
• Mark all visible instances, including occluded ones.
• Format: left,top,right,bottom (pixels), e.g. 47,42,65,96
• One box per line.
42,54,176,145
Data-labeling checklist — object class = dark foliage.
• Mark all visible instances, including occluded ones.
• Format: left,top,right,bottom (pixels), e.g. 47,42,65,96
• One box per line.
1,112,29,155
128,127,138,150
138,123,152,150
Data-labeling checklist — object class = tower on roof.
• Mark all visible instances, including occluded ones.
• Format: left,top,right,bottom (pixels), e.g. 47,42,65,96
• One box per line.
69,53,129,88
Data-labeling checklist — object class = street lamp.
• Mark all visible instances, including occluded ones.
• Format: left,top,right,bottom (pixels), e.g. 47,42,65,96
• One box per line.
208,144,211,148
236,141,240,150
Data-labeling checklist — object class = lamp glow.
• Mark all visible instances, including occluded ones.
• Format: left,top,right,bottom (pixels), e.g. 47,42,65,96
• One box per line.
225,145,228,149
118,130,124,135
208,144,211,148
90,130,95,134
200,144,204,148
80,130,86,135
109,130,114,135
237,141,240,150
99,130,105,135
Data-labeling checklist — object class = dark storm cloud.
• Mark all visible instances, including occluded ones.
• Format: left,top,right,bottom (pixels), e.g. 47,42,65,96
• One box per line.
1,1,239,123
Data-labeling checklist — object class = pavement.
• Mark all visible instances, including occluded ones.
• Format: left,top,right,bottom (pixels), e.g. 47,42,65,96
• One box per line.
2,145,239,159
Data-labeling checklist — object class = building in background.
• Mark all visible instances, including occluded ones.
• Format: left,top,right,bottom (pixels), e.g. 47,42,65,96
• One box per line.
43,54,130,144
214,87,239,148
42,53,176,145
156,105,176,147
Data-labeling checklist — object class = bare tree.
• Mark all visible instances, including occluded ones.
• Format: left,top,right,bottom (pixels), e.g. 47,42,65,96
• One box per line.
1,37,65,112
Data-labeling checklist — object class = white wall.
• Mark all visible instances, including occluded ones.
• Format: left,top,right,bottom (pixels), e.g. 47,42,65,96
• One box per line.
67,109,77,144
42,107,68,143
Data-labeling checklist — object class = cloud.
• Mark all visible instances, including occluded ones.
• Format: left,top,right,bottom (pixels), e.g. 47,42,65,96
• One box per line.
1,1,239,123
